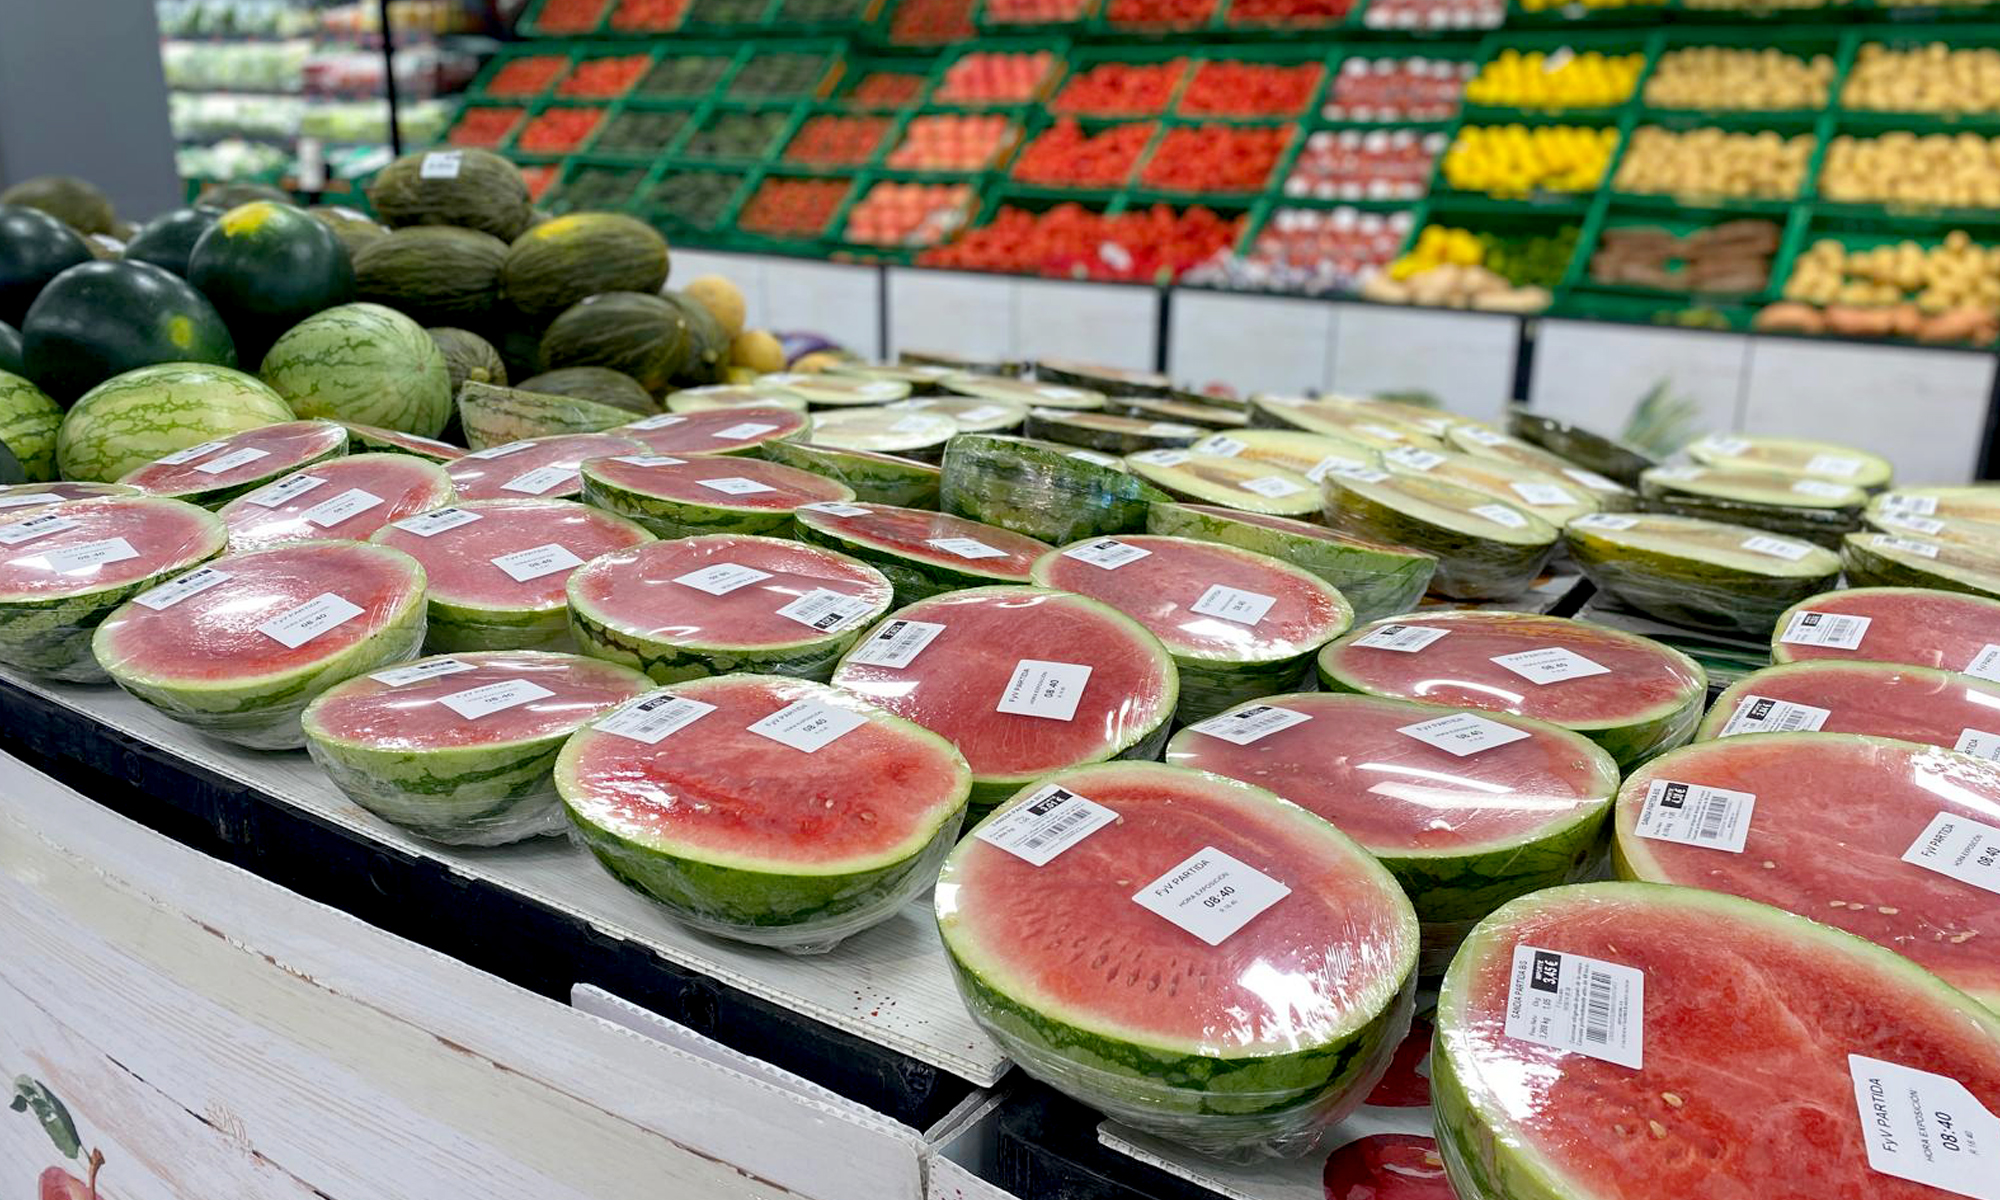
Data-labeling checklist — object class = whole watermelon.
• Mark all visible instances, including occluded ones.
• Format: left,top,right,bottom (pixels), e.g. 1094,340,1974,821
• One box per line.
124,207,221,278
516,367,655,415
539,291,694,395
311,205,388,260
659,289,728,387
21,260,237,401
0,370,63,480
367,149,532,242
431,327,506,397
0,322,20,376
501,213,670,321
0,176,115,236
57,363,294,482
354,226,507,326
0,204,93,326
261,302,452,437
188,201,355,368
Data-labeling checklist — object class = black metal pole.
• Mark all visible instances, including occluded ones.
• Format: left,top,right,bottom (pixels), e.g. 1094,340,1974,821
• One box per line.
377,0,403,157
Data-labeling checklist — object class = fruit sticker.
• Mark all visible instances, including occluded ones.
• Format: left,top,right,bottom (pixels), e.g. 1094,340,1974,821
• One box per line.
11,1076,109,1200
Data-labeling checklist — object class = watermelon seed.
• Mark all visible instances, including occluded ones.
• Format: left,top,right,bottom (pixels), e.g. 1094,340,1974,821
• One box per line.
1648,1121,1668,1139
1761,860,1776,869
1951,931,1978,944
1828,900,1847,908
1661,1092,1683,1108
1877,906,1899,915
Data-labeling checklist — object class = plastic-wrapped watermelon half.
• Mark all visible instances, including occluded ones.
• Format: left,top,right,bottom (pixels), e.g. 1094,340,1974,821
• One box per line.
1192,426,1379,477
1868,485,2000,529
1146,502,1433,624
578,452,853,539
1612,732,2000,1008
937,761,1419,1159
944,375,1103,411
118,419,348,509
1445,425,1637,509
93,539,427,749
1318,611,1707,768
794,501,1049,605
339,421,466,462
1699,659,2000,752
1564,511,1842,634
827,360,955,392
939,434,1161,546
1770,586,2000,673
754,371,910,408
617,407,810,459
1031,534,1353,722
1324,468,1557,600
567,534,893,683
444,432,645,502
1168,693,1618,973
0,480,138,515
1023,408,1202,455
558,674,970,953
0,496,227,680
1684,432,1893,491
1505,406,1656,485
1032,357,1168,397
1433,882,2000,1200
890,395,1026,435
371,498,653,652
808,408,957,461
1867,507,2000,554
1380,445,1601,527
832,586,1178,815
760,438,940,509
1842,529,2000,600
302,650,651,845
1638,463,1864,545
1124,450,1320,520
1248,395,1446,451
217,453,455,552
666,384,803,415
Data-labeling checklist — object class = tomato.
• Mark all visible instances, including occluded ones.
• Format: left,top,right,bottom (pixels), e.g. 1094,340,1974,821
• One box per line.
559,55,651,97
534,0,609,31
487,55,569,97
1052,60,1186,115
1180,61,1324,116
516,106,605,153
1012,119,1153,187
1140,124,1288,193
609,0,690,29
447,106,525,149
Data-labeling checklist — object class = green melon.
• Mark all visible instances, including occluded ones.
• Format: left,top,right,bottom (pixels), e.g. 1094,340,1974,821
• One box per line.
353,226,508,327
366,149,533,242
516,367,656,415
457,381,636,450
759,439,941,508
502,213,670,321
310,205,389,260
57,363,295,483
659,290,728,387
1,175,115,235
429,327,507,396
539,291,694,395
259,302,452,438
0,370,62,481
940,433,1162,543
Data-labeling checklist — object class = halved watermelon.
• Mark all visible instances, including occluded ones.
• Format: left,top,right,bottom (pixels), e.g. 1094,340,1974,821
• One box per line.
1031,534,1353,722
443,432,644,502
666,384,805,415
218,453,455,552
1324,470,1558,600
891,395,1025,434
832,586,1177,815
0,495,227,680
567,534,893,683
0,481,138,515
1124,451,1320,519
939,433,1160,546
1382,445,1601,527
1249,395,1445,451
759,438,941,509
1639,463,1864,544
808,408,957,460
1842,529,2000,600
1565,512,1842,634
1166,693,1618,974
302,650,652,846
1146,502,1435,624
1684,433,1893,491
577,453,853,539
1770,586,2000,673
558,674,970,952
937,761,1419,1157
794,501,1050,604
370,498,653,652
1869,485,2000,528
754,372,910,408
1434,882,2000,1200
1023,408,1201,455
92,539,427,749
1613,733,2000,1008
616,406,809,458
340,421,466,462
118,419,348,508
944,374,1104,411
1317,611,1708,767
1189,427,1380,481
1700,660,2000,751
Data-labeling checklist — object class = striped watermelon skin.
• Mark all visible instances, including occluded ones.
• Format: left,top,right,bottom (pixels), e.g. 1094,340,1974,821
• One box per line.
339,422,466,462
0,370,61,481
259,303,453,439
758,439,941,508
57,363,295,483
118,419,350,509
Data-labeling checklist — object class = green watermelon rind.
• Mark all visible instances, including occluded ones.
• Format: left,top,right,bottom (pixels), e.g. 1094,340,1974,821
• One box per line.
1564,517,1842,635
117,421,350,510
1325,474,1558,601
1145,501,1435,625
758,438,940,508
1021,409,1201,455
258,302,454,439
1693,659,1975,741
1840,531,2000,601
0,498,230,682
1431,882,2000,1200
458,381,635,450
794,505,1042,606
57,364,297,484
339,421,465,463
940,433,1165,545
92,542,429,750
1638,469,1862,547
1767,586,2000,664
0,370,62,481
577,459,853,541
1123,456,1322,520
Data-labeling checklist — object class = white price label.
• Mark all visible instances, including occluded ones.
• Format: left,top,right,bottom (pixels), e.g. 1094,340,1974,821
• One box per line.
1955,729,2000,761
1328,466,1392,484
1129,450,1191,467
1039,387,1087,400
712,422,778,440
1563,467,1624,493
1491,647,1610,684
301,488,383,529
674,562,772,595
1357,423,1407,441
1649,465,1703,483
1133,847,1290,947
1511,481,1576,507
747,699,867,753
926,536,1007,560
1062,538,1151,569
0,514,79,546
1967,645,2000,684
1634,778,1756,853
774,588,874,633
0,492,61,509
1398,711,1531,757
438,678,554,720
135,566,233,610
369,658,476,686
154,440,224,466
464,441,533,460
1903,811,2000,896
1741,535,1814,561
611,455,686,467
799,501,872,517
1385,446,1446,471
1882,513,1946,535
1791,478,1853,500
40,537,137,574
1881,493,1939,516
1240,474,1308,498
1719,695,1830,736
393,507,482,537
257,592,363,649
1806,454,1863,478
502,466,578,495
1145,422,1196,436
1186,703,1311,745
845,618,946,668
1472,503,1529,529
1779,609,1870,650
1306,454,1368,482
191,446,270,476
1571,513,1639,531
491,543,583,583
626,414,687,431
1503,946,1644,1069
996,659,1091,721
1849,1055,2000,1200
976,784,1120,866
956,405,1011,424
1198,435,1247,457
419,150,463,178
889,415,940,435
1353,622,1448,653
696,476,776,495
1066,450,1118,466
1701,436,1752,457
595,693,716,745
1187,583,1276,625
243,474,326,507
1458,427,1507,446
1875,534,1941,558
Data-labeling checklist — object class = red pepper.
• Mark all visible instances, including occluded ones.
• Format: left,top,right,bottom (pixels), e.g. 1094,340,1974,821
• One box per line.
1179,61,1324,117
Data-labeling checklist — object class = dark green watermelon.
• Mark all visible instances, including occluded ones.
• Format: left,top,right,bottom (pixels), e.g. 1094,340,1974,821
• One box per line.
124,207,220,278
0,204,93,326
20,260,237,400
516,366,656,415
538,291,693,395
0,322,21,376
0,176,115,235
187,201,355,367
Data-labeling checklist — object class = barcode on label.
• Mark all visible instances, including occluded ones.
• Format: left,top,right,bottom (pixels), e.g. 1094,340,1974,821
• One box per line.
1503,945,1644,1069
1778,609,1870,650
393,507,482,537
1718,695,1830,737
1572,513,1639,531
1580,965,1618,1047
1472,503,1528,529
1874,534,1940,558
1027,805,1097,850
1634,778,1755,853
243,474,326,507
1198,435,1246,457
1880,493,1938,516
845,618,946,668
1880,513,1945,535
976,784,1120,866
1741,535,1813,561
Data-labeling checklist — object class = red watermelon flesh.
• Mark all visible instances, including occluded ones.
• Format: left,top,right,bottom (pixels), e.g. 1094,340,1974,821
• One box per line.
1772,586,2000,674
797,503,1050,580
341,422,467,461
0,481,139,514
371,498,651,613
560,674,967,867
119,420,349,499
1441,883,2000,1200
303,651,650,750
218,453,456,552
1166,693,1616,854
445,433,646,501
832,586,1175,783
1616,734,2000,1007
582,454,850,510
1322,1134,1452,1200
93,540,422,682
568,535,894,650
1701,659,2000,750
1366,1017,1433,1108
0,496,225,600
617,407,809,456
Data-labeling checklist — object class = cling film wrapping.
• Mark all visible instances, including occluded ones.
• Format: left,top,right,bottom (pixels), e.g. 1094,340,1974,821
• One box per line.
1841,529,2000,602
1637,463,1864,547
939,433,1166,546
1322,471,1558,601
1563,512,1842,636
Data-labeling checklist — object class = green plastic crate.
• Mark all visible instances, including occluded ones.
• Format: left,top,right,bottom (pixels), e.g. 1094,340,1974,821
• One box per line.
1638,26,1844,118
726,40,850,101
518,0,616,37
638,160,759,237
975,0,1101,36
1318,43,1480,127
1047,44,1195,117
1567,199,1792,301
1460,27,1655,122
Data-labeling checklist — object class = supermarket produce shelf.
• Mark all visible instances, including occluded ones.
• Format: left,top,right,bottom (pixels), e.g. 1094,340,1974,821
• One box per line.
0,665,1008,1127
